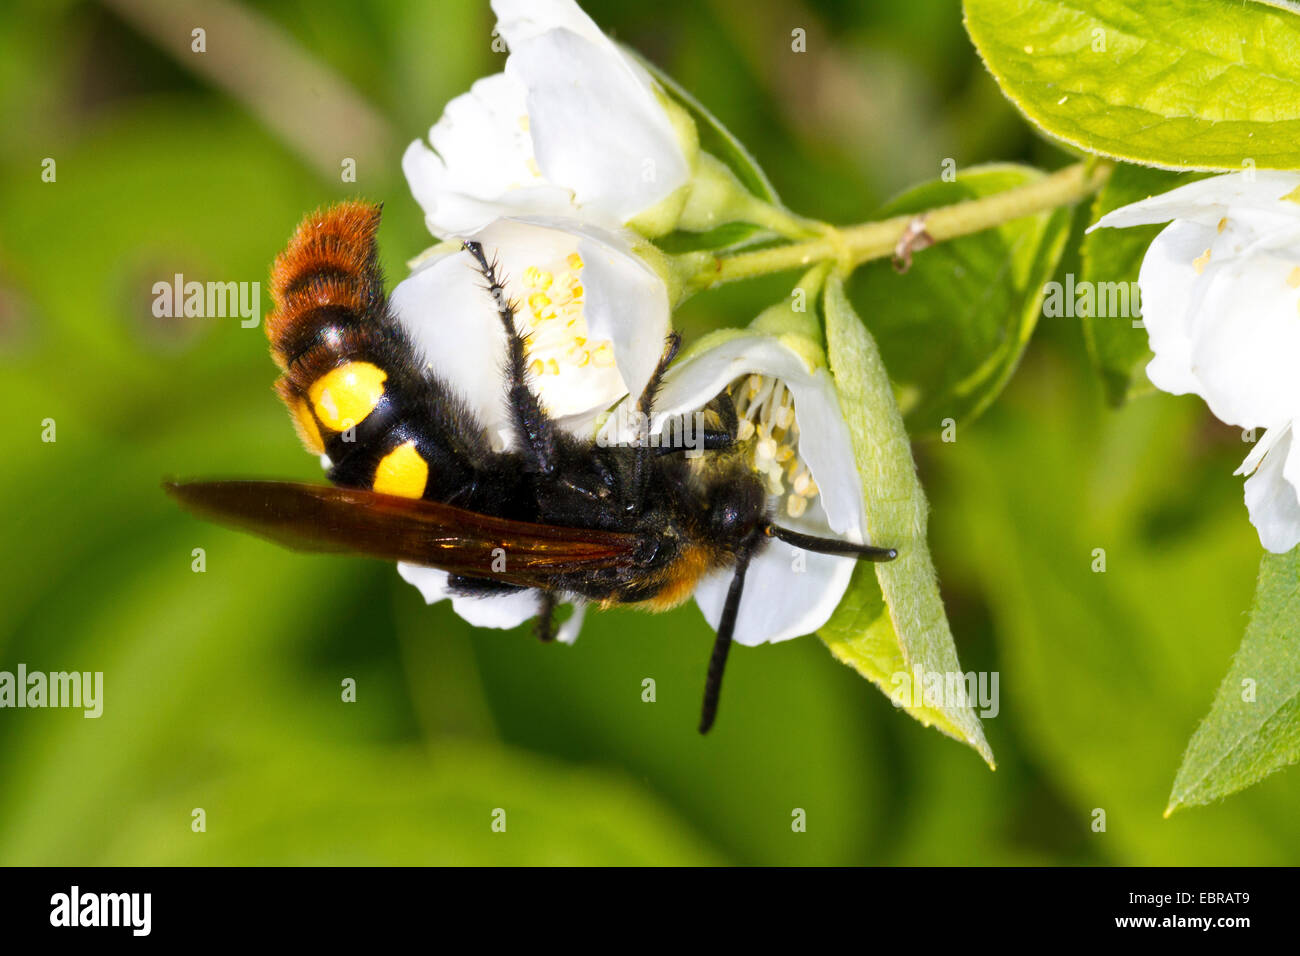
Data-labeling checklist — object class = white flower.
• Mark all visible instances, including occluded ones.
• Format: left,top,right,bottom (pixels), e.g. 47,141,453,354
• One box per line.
402,0,696,238
389,216,670,634
640,332,868,646
392,217,670,445
1091,171,1300,553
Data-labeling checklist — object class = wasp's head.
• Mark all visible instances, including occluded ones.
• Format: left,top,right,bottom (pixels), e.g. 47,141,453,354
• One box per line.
703,469,768,553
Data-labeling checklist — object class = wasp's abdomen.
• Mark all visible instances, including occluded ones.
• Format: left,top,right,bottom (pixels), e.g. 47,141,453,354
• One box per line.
267,202,386,377
266,201,485,503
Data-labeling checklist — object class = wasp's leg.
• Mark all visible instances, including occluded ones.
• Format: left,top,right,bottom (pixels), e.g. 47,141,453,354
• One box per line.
628,332,682,509
707,391,740,440
447,577,561,643
535,591,558,643
637,332,682,421
654,430,733,456
652,391,739,457
463,241,557,476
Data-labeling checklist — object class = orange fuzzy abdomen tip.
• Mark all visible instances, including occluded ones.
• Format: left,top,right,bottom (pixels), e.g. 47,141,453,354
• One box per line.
265,200,384,370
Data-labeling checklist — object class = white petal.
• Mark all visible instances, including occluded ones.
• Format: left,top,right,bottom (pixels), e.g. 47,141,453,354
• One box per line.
1243,425,1300,554
652,334,807,421
1285,422,1300,506
571,224,672,408
451,588,540,629
1135,215,1300,427
1091,171,1300,233
492,0,608,46
397,562,454,603
503,29,688,225
1137,219,1218,398
693,497,858,646
556,602,587,645
389,247,508,430
426,73,532,189
1186,251,1300,427
780,371,865,540
1235,422,1290,477
402,73,576,236
397,563,540,629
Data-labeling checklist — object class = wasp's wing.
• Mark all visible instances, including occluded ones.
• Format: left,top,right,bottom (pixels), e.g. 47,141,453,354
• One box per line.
164,480,644,587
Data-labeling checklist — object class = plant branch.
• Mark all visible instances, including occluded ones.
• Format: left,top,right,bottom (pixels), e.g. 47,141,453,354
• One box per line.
687,161,1111,290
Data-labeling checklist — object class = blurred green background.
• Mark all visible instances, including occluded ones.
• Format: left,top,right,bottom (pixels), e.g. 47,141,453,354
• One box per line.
2,0,1297,865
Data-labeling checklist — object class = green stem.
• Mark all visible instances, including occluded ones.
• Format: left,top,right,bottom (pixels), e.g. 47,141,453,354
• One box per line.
687,161,1111,291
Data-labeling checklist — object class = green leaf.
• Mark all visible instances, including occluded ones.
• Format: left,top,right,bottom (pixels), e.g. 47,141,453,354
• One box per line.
821,275,995,768
963,0,1300,170
1080,164,1204,405
1167,548,1300,815
944,372,1300,859
849,163,1072,437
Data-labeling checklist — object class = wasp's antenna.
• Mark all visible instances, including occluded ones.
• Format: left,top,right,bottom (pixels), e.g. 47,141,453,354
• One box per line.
765,524,898,561
699,551,752,734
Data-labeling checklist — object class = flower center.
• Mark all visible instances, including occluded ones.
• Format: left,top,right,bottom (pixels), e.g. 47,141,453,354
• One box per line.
516,252,617,383
731,374,819,519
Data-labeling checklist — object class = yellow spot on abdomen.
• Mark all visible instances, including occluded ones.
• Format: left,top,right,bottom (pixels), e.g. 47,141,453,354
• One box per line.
309,361,387,431
293,399,325,454
373,440,428,499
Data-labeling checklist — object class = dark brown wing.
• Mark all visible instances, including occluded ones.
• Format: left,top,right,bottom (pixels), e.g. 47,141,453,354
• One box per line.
164,480,645,589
